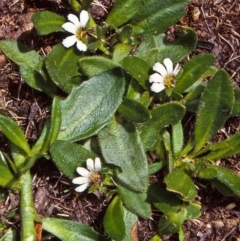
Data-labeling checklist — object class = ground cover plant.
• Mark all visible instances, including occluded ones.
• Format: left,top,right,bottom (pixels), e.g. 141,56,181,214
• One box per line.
1,0,240,240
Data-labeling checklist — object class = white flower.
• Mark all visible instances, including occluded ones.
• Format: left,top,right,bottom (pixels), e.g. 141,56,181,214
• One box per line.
72,157,102,192
149,58,180,93
62,10,89,52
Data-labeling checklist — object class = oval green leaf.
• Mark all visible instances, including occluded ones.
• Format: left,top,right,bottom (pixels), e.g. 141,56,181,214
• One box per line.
148,185,181,213
103,196,125,241
0,158,17,189
158,210,186,237
20,63,58,97
32,11,65,35
118,97,150,123
140,102,186,150
193,70,234,153
50,140,95,179
122,56,151,89
164,167,197,201
131,0,189,34
118,184,151,219
232,88,240,115
0,40,40,68
79,56,119,78
175,54,215,93
98,118,149,192
200,132,240,160
113,44,131,64
197,164,240,196
42,217,109,241
106,0,142,28
0,115,30,154
57,68,125,142
135,27,197,67
45,44,83,93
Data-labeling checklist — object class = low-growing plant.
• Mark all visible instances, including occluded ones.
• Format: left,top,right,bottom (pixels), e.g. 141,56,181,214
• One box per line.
1,0,240,240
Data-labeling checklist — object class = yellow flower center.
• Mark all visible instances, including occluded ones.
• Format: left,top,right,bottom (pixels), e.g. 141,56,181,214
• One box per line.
90,172,102,185
76,28,86,41
164,75,175,88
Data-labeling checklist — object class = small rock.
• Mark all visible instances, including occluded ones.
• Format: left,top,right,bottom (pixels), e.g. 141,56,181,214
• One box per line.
0,54,7,67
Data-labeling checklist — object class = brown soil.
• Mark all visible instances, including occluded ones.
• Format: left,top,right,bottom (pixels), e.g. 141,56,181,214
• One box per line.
0,0,240,240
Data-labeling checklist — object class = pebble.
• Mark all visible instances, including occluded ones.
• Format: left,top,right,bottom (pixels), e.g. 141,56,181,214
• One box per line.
0,54,7,67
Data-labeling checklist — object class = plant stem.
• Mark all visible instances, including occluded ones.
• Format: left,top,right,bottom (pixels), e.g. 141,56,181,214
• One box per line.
20,171,37,241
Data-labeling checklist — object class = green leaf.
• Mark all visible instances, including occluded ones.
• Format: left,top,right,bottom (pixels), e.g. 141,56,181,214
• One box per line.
126,79,143,101
118,184,151,219
140,102,186,150
50,140,95,179
98,118,149,192
193,70,234,153
122,56,151,89
183,83,206,111
103,196,125,241
20,62,58,97
0,229,17,241
57,68,125,142
32,11,65,35
131,0,190,34
122,207,138,241
149,235,162,241
79,56,119,77
232,88,240,115
175,54,215,93
68,0,82,12
106,0,142,28
135,27,197,67
42,217,109,241
0,115,30,155
165,167,197,201
162,129,174,173
149,162,164,174
197,164,240,196
158,210,186,237
39,97,61,153
0,157,17,189
148,185,181,213
0,40,40,68
198,132,240,160
118,97,150,123
113,44,131,64
172,122,183,158
45,44,83,93
185,202,201,220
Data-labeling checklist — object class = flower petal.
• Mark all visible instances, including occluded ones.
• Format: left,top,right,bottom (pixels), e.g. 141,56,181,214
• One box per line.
173,63,180,76
76,167,91,177
79,10,89,28
149,73,164,83
86,158,94,171
163,58,173,75
94,157,101,171
151,83,165,93
153,62,167,78
75,183,89,192
62,35,77,48
76,40,87,52
72,176,89,185
62,22,77,34
67,14,81,28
